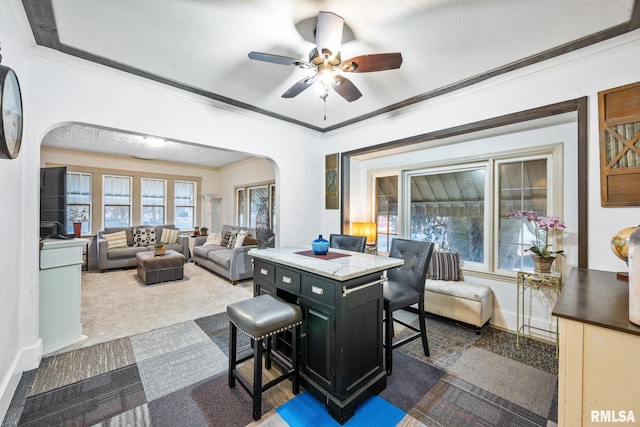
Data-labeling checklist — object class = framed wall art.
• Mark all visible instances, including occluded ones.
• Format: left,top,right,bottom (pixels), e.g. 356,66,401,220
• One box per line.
325,153,339,209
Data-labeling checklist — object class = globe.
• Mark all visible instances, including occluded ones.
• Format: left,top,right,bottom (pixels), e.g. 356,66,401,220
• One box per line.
611,226,640,263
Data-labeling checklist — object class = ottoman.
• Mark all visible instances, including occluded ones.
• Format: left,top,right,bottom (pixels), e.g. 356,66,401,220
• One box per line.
136,250,186,285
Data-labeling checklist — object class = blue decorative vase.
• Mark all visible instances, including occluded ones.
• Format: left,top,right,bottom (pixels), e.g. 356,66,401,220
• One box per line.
311,234,329,255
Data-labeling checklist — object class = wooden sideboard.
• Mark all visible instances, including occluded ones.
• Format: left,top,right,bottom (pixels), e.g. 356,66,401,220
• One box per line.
552,268,640,426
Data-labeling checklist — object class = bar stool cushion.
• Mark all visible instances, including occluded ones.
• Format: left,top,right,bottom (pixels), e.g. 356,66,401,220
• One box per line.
227,294,302,340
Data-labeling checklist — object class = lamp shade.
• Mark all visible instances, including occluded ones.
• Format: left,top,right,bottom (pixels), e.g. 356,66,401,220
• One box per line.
352,222,377,245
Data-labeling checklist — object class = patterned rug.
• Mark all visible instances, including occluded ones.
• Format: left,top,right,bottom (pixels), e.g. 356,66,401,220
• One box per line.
3,312,558,427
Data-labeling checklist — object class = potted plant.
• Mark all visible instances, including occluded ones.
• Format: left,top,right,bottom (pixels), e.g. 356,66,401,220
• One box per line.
154,241,166,256
200,227,208,236
508,210,566,273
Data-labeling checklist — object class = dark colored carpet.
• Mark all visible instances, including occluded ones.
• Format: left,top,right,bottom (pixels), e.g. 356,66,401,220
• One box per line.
3,311,558,427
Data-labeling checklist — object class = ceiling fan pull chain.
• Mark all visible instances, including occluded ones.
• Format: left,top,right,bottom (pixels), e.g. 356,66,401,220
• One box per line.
323,97,327,121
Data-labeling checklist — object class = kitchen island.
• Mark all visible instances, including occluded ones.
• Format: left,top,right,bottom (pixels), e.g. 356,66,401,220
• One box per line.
249,247,403,424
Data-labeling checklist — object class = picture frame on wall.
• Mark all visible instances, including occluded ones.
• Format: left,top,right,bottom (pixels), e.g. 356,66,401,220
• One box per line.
325,153,339,209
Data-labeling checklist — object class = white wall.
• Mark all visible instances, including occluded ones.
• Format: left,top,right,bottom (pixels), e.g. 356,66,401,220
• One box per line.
325,29,640,274
3,0,640,419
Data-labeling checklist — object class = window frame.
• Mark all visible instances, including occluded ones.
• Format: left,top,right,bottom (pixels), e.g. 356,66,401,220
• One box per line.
174,180,196,230
102,174,133,228
393,146,562,277
403,161,490,271
66,171,92,236
140,177,167,226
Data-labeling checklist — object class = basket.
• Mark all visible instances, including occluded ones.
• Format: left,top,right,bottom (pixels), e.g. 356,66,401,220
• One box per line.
532,255,555,273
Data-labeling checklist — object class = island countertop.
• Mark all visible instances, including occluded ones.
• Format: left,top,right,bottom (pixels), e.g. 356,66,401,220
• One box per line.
248,246,403,281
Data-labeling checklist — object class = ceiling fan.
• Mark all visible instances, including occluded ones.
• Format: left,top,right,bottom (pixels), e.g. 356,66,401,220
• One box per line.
248,11,402,110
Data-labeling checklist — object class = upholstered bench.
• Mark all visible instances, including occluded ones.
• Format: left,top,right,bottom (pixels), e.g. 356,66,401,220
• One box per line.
424,279,493,333
136,250,186,285
423,251,493,333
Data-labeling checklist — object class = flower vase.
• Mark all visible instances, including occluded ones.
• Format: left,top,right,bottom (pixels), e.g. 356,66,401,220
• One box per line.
155,247,165,256
312,235,329,255
73,222,82,238
532,255,554,274
255,197,274,249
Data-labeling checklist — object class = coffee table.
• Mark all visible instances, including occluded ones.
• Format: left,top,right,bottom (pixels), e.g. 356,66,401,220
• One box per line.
136,250,186,285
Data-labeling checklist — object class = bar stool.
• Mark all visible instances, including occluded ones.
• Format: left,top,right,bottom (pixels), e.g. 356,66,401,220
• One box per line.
227,294,303,421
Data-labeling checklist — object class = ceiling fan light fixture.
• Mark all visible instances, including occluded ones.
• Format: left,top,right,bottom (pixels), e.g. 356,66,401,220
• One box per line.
315,11,344,62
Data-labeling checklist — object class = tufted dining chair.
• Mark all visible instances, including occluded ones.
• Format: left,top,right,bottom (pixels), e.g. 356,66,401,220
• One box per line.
383,238,435,375
329,234,367,253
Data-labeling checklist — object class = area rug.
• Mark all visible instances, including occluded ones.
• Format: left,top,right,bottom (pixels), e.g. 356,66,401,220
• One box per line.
69,263,253,351
9,311,559,427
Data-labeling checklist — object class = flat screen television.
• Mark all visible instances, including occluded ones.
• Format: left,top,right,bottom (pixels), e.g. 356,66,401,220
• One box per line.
40,166,71,239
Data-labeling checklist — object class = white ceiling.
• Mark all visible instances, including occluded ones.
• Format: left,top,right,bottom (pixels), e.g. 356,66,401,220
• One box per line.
27,0,638,166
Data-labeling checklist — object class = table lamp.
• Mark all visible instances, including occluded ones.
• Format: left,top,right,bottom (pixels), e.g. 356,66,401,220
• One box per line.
352,222,377,254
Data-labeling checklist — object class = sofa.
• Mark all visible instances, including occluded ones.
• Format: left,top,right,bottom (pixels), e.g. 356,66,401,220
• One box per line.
422,251,493,333
192,224,257,284
97,224,189,272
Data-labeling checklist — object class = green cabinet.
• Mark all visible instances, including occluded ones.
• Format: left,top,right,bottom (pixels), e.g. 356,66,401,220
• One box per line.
252,257,386,423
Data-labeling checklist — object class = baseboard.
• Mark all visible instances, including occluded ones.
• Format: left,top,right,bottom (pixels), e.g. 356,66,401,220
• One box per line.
0,339,42,422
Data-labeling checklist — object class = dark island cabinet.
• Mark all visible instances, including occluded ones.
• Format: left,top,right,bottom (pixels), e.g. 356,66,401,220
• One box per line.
252,257,386,424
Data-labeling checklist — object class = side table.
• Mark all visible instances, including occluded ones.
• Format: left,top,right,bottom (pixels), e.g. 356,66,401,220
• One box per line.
516,271,562,355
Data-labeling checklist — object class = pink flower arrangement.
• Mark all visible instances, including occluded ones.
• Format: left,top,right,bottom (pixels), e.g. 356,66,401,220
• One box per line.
508,210,566,258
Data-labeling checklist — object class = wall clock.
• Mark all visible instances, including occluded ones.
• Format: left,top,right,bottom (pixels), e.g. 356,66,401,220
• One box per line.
0,65,23,159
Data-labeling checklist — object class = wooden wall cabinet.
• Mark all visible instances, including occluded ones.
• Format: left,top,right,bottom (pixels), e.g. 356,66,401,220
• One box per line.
598,81,640,206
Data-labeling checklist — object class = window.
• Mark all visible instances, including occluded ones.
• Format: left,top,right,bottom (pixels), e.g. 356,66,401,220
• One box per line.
408,167,486,263
141,178,166,226
375,176,398,253
66,171,91,235
174,181,195,230
249,186,268,227
103,175,132,227
497,158,549,272
401,154,555,274
236,183,276,229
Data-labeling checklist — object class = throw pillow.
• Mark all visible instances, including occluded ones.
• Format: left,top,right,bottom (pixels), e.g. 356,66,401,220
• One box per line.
132,227,156,247
203,232,222,246
226,229,240,249
427,251,462,281
103,230,128,249
160,228,181,244
233,230,249,248
220,231,232,247
243,235,258,246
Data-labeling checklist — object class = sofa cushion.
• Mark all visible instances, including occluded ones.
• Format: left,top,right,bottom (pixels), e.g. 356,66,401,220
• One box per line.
207,248,233,269
233,230,249,248
107,245,149,260
103,230,128,249
132,227,156,247
220,231,232,247
226,229,242,248
243,235,258,246
104,227,134,246
425,279,492,302
427,251,462,281
159,228,181,244
203,233,222,246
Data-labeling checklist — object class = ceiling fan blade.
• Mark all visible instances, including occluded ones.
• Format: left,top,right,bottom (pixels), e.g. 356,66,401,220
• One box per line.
248,51,313,69
341,53,403,73
332,75,362,102
315,11,344,60
282,74,318,98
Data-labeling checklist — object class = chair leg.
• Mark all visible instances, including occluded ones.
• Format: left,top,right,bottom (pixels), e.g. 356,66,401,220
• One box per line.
418,301,430,357
265,336,272,370
228,321,237,388
292,324,300,395
253,338,263,421
385,307,394,375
